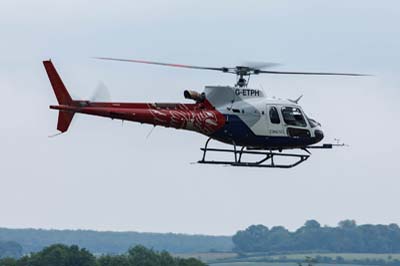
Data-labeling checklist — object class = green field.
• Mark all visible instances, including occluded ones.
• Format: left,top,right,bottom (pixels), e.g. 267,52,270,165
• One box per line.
180,252,400,265
210,263,380,266
211,263,300,266
269,253,400,261
175,252,238,261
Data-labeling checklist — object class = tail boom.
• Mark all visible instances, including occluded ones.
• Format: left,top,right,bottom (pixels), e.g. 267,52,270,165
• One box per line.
50,103,225,135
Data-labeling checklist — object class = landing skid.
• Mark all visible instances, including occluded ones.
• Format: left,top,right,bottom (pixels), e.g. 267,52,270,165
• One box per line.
198,138,312,168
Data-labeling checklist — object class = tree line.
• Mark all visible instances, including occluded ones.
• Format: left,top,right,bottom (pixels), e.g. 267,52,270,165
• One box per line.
0,228,232,254
0,241,22,259
0,244,206,266
233,220,400,253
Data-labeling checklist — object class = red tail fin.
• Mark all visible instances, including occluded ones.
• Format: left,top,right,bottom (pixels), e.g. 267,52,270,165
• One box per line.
44,60,75,133
43,60,73,105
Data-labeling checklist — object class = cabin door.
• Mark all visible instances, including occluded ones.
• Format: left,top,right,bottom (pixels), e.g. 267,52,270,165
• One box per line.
266,105,286,136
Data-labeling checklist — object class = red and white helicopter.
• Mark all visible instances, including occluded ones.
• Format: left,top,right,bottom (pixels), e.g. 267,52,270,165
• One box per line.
44,58,364,168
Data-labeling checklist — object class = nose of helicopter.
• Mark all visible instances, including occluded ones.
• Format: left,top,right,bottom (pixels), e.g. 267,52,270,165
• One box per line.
314,129,324,142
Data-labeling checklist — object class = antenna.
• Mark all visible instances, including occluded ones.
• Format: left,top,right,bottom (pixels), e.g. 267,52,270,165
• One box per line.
289,95,303,104
146,125,156,139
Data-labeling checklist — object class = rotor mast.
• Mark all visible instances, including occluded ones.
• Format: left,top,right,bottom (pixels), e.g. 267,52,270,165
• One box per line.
236,67,249,87
233,66,261,87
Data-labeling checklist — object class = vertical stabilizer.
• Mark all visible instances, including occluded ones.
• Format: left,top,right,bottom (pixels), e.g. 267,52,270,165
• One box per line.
44,60,75,133
43,60,73,105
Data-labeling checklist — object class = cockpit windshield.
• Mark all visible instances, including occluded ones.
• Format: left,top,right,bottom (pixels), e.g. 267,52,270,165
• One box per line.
307,117,320,128
281,107,307,127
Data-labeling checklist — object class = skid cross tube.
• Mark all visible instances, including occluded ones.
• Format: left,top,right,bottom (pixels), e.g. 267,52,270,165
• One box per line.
198,138,310,168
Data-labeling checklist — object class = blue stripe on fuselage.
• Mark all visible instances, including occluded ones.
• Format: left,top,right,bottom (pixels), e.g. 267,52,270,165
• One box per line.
211,114,317,149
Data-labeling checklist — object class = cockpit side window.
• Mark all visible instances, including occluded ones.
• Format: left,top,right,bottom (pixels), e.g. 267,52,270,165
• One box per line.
269,106,280,124
281,107,307,127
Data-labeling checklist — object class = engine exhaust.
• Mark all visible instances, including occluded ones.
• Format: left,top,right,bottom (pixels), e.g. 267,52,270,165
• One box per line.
184,90,205,102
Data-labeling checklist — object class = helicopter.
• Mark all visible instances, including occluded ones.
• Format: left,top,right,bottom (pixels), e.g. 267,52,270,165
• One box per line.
43,58,365,168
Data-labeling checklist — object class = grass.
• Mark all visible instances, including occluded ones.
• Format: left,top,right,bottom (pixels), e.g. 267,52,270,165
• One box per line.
268,253,400,261
210,263,381,266
211,263,297,266
174,252,238,261
179,252,400,264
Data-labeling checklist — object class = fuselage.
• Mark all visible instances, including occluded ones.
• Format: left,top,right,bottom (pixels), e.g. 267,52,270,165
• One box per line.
51,86,323,150
204,86,324,149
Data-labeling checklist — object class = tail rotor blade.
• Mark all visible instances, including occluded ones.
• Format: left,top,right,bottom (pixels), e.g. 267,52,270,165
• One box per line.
91,81,111,102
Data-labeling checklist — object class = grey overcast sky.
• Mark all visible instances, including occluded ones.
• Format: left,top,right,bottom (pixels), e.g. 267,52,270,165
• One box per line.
1,0,399,235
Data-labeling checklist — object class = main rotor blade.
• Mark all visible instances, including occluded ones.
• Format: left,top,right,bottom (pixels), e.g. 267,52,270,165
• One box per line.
241,61,280,69
258,70,368,76
95,57,369,77
95,57,228,72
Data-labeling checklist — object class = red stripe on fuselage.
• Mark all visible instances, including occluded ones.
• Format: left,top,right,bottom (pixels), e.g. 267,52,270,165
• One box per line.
50,100,225,135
